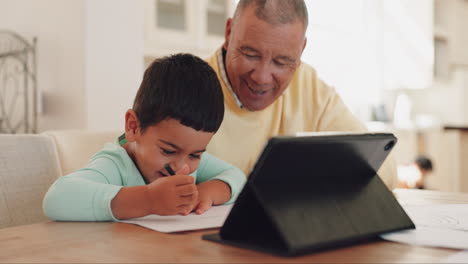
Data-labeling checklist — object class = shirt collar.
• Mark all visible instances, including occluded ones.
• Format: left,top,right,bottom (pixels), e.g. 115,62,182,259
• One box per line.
217,48,244,109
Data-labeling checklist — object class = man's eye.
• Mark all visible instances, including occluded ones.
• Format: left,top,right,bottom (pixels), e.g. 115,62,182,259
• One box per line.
244,53,258,58
274,60,289,67
274,62,285,67
162,149,176,155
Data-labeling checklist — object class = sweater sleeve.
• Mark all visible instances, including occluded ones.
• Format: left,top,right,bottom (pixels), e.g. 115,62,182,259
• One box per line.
195,152,247,204
314,80,397,190
43,157,124,222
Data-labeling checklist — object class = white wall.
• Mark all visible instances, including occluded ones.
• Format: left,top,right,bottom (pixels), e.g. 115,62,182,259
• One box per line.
303,0,374,120
409,67,468,126
407,0,468,126
2,0,466,130
302,0,434,121
0,0,144,132
383,0,434,90
84,0,144,131
0,0,86,131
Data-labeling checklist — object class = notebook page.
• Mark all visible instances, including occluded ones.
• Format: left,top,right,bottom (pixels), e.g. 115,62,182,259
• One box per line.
121,204,232,233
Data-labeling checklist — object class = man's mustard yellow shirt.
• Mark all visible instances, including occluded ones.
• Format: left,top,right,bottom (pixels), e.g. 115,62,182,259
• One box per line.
206,49,396,189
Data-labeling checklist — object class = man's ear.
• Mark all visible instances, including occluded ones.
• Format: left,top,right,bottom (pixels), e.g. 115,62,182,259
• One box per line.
301,37,307,53
125,109,140,142
223,18,233,50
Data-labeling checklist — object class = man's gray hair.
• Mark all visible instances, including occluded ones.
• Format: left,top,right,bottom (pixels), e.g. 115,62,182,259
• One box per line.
233,0,308,30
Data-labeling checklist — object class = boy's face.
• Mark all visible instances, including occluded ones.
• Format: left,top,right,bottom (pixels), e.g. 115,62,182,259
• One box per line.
125,115,215,183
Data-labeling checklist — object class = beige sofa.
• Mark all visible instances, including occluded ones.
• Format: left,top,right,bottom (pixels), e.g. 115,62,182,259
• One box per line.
0,130,120,229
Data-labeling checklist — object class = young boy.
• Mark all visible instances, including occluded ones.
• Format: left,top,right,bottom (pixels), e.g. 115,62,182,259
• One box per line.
43,54,246,221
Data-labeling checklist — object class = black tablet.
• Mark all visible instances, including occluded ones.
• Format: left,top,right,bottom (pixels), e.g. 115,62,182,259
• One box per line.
203,133,414,256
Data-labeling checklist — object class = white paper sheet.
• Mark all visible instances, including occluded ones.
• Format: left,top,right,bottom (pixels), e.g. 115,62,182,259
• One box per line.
121,204,232,233
401,204,468,231
380,204,468,249
440,250,468,263
381,226,468,250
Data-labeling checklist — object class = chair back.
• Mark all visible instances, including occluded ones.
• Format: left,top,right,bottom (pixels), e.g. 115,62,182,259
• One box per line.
44,130,121,176
0,134,61,228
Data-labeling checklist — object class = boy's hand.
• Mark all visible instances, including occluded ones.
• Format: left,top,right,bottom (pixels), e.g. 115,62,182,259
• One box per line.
189,182,214,215
146,165,198,215
188,180,231,215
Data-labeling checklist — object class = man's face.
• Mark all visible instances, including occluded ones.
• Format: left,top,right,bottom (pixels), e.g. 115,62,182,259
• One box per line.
223,7,307,111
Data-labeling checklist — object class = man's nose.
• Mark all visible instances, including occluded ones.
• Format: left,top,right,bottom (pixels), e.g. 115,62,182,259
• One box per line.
250,61,273,85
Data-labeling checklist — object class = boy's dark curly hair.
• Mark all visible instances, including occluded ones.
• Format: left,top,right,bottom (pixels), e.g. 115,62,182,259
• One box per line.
133,53,224,133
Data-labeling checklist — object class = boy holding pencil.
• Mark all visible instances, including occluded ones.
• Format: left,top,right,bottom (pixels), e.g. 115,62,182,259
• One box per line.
43,54,246,221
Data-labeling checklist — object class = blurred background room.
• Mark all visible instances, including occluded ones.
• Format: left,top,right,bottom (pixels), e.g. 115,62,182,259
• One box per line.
1,0,468,192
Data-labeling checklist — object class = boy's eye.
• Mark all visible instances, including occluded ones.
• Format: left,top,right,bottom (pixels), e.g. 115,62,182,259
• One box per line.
190,154,201,159
162,148,176,155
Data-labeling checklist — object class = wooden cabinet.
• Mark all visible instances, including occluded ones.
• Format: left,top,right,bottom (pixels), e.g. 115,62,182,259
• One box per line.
144,0,235,61
370,124,468,193
434,0,468,77
393,127,468,193
424,128,468,193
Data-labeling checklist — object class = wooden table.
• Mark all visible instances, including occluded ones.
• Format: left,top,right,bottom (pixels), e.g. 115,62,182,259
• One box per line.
1,189,467,263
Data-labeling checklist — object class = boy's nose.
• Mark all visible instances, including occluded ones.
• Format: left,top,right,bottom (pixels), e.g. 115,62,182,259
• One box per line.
172,162,190,175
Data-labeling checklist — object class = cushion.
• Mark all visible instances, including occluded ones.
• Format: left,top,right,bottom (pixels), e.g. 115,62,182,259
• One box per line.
0,134,61,228
44,130,121,176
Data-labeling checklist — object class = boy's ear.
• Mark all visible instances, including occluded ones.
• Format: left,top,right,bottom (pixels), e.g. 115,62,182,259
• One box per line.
125,109,140,142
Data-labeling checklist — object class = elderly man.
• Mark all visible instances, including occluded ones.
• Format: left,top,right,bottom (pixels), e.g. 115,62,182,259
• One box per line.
206,0,396,188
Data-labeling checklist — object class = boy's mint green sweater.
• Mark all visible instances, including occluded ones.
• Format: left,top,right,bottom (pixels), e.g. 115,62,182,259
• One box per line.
43,142,246,221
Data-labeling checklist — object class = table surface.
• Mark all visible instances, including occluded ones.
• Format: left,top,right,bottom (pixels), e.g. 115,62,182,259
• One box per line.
1,188,467,263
